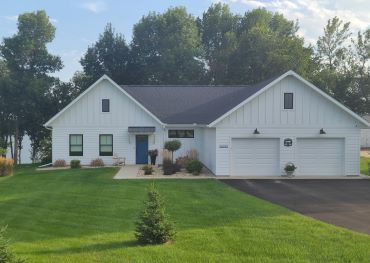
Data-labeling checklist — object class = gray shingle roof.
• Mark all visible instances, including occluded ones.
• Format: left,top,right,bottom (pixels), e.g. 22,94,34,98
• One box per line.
120,75,280,125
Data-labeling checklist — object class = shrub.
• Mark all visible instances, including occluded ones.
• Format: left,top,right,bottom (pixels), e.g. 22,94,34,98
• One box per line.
175,156,190,169
0,158,14,177
0,148,7,157
164,140,181,162
0,226,25,263
186,160,203,175
162,159,180,175
53,159,66,168
135,184,175,245
70,160,81,169
186,149,199,160
90,158,105,167
284,163,297,172
142,164,153,175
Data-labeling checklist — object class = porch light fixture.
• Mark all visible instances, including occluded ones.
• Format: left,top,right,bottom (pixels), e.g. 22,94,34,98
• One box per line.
320,128,326,134
253,128,260,135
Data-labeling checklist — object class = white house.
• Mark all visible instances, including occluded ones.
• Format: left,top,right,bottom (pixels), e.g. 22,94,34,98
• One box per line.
44,70,370,177
361,116,370,148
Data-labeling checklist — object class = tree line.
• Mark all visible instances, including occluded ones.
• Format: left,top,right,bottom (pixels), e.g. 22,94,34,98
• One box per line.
0,4,369,163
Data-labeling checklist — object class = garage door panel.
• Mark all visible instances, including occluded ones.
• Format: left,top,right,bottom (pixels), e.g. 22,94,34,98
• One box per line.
297,138,344,176
231,138,280,176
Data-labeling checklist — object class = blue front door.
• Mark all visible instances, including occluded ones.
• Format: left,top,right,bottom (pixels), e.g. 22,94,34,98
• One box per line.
136,135,148,164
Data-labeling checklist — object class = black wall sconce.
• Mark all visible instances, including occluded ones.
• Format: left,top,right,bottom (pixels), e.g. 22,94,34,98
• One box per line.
253,128,260,134
320,128,326,134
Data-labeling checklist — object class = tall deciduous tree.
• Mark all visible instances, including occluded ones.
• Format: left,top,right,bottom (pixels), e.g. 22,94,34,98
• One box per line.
79,23,130,89
228,9,312,84
199,3,239,84
0,10,62,163
130,7,205,84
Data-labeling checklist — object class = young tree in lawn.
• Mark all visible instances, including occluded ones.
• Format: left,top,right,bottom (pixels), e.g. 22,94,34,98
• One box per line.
0,10,62,164
0,226,24,262
135,184,175,245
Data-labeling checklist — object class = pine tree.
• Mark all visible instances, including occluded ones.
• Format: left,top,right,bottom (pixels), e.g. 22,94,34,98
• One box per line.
135,184,175,245
0,226,24,263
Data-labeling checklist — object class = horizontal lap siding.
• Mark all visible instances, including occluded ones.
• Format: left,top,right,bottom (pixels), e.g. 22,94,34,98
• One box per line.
215,76,362,176
51,79,164,165
164,128,203,160
216,128,360,176
52,127,164,165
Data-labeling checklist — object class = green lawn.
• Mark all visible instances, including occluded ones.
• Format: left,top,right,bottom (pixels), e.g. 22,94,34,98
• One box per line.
1,166,370,262
361,157,370,175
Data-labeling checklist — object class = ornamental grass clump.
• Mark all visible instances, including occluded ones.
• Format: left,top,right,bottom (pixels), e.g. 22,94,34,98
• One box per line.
135,184,175,245
0,157,14,177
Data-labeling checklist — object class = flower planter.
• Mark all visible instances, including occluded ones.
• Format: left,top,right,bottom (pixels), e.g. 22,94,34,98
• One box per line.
285,170,295,178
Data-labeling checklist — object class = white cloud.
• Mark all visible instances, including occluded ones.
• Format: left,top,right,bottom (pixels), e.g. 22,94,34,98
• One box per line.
50,18,58,24
216,0,370,44
3,15,18,21
81,1,107,14
50,49,84,81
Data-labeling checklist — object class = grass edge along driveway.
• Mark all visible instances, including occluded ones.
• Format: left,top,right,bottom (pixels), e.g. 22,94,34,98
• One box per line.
0,165,369,262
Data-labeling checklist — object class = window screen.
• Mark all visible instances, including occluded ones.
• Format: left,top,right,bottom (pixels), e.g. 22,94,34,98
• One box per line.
70,134,83,156
99,134,113,156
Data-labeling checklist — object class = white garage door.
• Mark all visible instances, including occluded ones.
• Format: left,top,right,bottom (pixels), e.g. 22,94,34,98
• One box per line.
231,138,280,176
297,138,344,176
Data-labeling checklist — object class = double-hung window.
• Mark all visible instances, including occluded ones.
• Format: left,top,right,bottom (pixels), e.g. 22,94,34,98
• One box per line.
70,134,83,156
99,134,113,156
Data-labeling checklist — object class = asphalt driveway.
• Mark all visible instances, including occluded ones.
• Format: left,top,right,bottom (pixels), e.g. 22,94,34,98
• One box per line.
221,179,370,235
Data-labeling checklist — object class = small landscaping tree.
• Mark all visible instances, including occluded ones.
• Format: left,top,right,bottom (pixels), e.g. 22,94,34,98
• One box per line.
135,184,175,245
0,226,24,263
164,140,181,163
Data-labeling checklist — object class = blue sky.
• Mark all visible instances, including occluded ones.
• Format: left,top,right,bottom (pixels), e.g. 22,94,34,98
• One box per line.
1,0,369,81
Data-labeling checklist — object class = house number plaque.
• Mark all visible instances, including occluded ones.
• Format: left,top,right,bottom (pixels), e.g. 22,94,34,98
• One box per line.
284,138,293,147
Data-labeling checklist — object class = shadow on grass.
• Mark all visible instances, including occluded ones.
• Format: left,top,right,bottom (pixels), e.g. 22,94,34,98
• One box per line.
28,240,139,255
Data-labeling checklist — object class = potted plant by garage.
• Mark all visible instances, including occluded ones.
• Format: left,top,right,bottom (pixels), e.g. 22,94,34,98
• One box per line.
284,163,297,178
148,149,158,165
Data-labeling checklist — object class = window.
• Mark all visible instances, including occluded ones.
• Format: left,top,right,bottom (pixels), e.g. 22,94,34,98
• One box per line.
99,134,113,156
284,93,293,109
168,130,194,138
69,134,83,156
102,99,110,112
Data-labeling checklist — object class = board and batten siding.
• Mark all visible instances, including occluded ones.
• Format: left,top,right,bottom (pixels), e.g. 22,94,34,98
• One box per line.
201,128,216,174
214,76,362,176
51,79,164,165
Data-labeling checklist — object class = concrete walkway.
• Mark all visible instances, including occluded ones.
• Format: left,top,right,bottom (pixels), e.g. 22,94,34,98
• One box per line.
113,165,141,179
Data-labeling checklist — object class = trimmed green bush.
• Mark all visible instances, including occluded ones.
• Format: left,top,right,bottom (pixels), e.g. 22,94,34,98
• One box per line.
186,160,203,175
70,160,81,169
164,140,181,162
163,159,180,175
135,184,175,245
142,164,153,175
0,226,24,263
